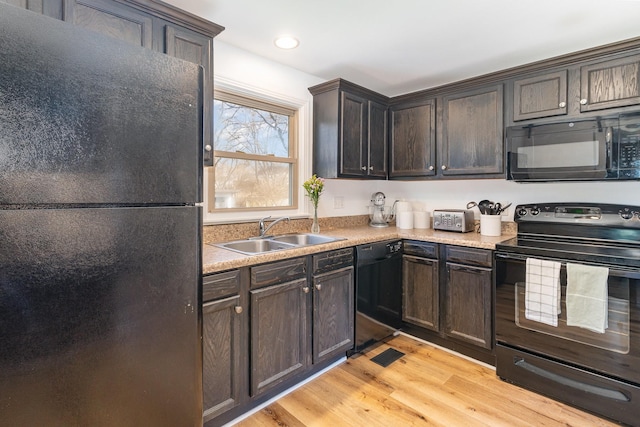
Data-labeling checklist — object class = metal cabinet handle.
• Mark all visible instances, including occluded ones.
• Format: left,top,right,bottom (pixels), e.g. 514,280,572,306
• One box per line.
428,165,434,171
303,286,310,293
234,306,243,314
315,284,322,291
204,144,212,152
441,165,447,170
369,166,373,171
580,99,588,105
361,166,367,171
558,101,566,108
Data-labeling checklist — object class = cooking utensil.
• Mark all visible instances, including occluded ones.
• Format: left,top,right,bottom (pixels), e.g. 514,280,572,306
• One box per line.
466,201,477,210
478,200,492,215
496,202,512,215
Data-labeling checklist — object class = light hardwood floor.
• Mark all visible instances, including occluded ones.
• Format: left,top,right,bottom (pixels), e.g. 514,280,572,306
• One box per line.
234,334,618,426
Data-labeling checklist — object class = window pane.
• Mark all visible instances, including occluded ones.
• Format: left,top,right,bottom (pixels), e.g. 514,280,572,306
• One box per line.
214,100,290,157
214,158,292,209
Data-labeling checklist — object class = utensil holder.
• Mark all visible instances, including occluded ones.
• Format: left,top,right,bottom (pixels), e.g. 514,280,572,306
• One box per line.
480,214,501,236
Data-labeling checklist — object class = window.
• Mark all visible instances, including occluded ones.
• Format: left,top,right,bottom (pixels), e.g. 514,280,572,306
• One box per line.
210,91,298,212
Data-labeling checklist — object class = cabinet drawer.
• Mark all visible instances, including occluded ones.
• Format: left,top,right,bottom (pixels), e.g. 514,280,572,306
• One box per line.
312,248,353,274
251,257,307,289
403,240,438,258
203,270,240,301
445,246,492,267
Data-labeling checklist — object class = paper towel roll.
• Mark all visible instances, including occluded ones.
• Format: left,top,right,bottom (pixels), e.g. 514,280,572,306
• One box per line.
413,211,430,229
397,211,414,229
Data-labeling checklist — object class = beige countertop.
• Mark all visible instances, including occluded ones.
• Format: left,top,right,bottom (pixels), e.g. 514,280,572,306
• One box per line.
202,225,516,275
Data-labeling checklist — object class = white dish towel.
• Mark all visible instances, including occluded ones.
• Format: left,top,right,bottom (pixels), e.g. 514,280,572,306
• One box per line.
566,263,609,334
525,258,561,326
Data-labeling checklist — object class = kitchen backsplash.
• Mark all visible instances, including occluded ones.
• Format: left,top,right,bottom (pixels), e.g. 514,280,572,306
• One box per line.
203,214,515,244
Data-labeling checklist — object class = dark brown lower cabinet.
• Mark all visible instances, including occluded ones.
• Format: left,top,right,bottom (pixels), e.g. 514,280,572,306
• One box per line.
312,266,354,363
402,241,494,357
250,277,311,397
402,254,439,332
202,294,244,422
444,246,493,350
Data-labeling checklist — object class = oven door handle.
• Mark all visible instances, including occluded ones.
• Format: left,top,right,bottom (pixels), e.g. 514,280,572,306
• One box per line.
513,357,630,402
496,252,640,277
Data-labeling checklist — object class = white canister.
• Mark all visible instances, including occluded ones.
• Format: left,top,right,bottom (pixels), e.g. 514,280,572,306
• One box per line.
413,211,430,229
480,214,502,236
397,211,414,229
395,201,412,213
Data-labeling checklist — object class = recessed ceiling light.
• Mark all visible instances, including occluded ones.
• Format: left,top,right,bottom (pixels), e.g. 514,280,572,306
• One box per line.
274,36,299,50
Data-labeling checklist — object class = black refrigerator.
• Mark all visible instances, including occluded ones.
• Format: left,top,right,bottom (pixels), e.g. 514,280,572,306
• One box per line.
0,5,203,426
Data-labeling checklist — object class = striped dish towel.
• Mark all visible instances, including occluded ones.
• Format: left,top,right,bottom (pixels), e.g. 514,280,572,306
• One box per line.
525,258,562,327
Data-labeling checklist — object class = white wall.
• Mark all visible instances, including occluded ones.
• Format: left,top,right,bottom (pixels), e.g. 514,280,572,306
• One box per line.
205,40,323,224
318,178,640,221
211,41,640,224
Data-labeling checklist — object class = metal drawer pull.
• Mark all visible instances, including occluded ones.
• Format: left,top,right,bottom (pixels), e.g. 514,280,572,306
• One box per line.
303,286,310,293
315,284,322,291
234,306,243,314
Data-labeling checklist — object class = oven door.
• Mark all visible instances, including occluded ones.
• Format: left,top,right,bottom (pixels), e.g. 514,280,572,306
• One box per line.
506,119,613,181
495,251,640,385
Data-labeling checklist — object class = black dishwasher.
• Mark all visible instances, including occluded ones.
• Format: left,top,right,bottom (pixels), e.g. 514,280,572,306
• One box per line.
350,240,403,355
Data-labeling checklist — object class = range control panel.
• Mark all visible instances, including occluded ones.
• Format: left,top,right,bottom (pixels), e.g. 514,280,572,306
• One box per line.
514,203,640,226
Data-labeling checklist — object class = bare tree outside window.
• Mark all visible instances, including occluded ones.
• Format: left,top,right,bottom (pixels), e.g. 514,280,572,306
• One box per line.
211,92,298,211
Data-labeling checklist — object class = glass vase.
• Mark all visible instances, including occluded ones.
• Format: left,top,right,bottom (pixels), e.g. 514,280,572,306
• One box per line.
311,206,320,234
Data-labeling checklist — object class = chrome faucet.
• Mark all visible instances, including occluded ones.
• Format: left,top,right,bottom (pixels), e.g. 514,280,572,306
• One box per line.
258,216,290,237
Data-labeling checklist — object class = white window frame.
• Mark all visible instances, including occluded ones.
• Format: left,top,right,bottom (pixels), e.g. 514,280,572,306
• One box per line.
203,80,312,225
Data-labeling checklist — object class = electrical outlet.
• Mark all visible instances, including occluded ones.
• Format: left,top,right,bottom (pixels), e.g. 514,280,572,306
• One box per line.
334,196,344,209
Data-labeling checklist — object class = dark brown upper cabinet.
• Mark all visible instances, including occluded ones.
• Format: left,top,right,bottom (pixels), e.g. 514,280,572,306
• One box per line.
440,84,504,177
513,70,568,121
389,99,436,179
64,0,154,48
309,79,389,179
580,53,640,112
1,0,63,19
58,0,223,167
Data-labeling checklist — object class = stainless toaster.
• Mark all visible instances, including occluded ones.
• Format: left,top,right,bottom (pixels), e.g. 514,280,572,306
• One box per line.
433,209,475,232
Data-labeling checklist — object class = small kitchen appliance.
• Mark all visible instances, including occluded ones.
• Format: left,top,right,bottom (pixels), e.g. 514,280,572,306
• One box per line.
506,112,640,182
433,209,475,232
369,192,395,227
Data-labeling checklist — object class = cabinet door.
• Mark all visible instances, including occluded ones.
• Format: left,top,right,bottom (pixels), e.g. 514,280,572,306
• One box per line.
513,70,568,121
389,100,436,178
202,295,244,422
445,262,492,349
402,255,439,332
1,0,63,19
441,84,503,176
340,91,367,177
64,0,153,48
313,267,355,363
367,100,388,178
313,266,354,363
164,23,214,166
580,54,640,112
250,278,311,396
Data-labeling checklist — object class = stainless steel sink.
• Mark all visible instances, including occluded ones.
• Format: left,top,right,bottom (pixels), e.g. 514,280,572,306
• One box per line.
216,239,298,255
269,233,340,246
213,233,344,255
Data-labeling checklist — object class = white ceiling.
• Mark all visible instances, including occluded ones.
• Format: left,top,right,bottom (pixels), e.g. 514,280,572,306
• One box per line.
165,0,640,97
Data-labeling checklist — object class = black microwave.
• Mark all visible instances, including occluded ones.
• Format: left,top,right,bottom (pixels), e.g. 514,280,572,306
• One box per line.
506,113,640,182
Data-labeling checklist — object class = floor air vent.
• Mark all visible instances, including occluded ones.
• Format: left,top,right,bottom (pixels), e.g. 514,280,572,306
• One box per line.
371,348,405,367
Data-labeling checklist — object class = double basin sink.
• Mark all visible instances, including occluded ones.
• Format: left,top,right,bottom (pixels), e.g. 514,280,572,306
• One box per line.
213,233,344,255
